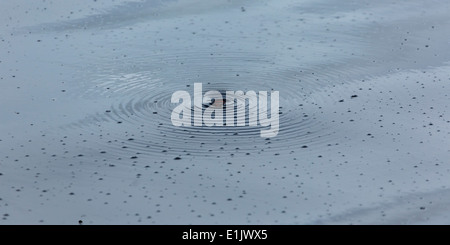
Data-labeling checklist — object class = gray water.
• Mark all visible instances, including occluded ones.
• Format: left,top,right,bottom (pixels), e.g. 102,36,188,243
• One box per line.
1,0,450,224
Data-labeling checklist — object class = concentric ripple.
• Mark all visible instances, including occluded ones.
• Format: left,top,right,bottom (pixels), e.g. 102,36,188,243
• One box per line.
62,51,350,158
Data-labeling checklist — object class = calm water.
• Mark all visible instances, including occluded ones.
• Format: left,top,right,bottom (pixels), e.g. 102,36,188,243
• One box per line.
1,0,450,224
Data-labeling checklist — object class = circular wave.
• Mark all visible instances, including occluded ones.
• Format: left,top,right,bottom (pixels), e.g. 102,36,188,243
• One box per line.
62,51,356,158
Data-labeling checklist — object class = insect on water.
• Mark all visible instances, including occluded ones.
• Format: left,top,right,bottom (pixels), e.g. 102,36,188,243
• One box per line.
171,83,280,137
